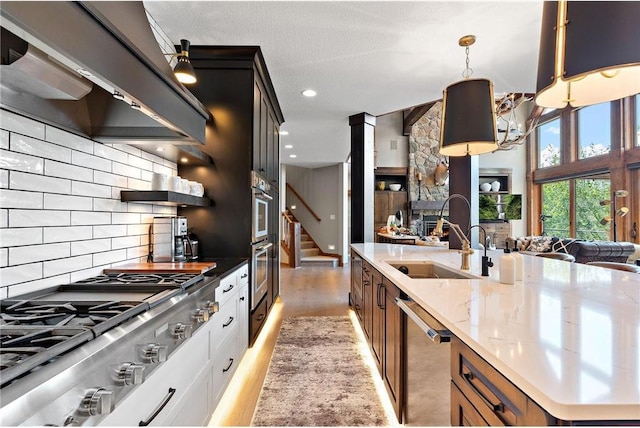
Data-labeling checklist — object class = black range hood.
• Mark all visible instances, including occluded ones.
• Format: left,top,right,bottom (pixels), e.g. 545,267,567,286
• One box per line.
0,1,210,159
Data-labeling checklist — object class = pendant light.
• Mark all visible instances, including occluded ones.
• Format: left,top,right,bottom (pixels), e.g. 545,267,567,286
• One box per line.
171,39,197,85
440,35,498,157
535,1,640,108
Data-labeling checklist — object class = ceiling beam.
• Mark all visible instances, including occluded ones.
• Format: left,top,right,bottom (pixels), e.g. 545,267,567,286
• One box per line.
402,101,437,136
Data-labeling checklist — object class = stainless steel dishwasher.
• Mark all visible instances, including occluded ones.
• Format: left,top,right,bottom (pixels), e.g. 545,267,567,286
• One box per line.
396,297,452,426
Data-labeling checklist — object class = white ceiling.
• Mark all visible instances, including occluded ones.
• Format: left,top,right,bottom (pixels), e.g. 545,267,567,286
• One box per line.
144,1,544,168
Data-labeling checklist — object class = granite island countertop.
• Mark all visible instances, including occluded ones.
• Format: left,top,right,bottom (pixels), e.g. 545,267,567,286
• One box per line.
350,242,640,422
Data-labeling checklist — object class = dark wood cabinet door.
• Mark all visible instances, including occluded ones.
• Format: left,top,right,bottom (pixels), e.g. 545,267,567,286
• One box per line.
259,97,268,176
451,381,489,426
383,279,403,421
362,262,373,341
268,115,279,185
350,251,363,320
371,268,384,375
253,81,262,173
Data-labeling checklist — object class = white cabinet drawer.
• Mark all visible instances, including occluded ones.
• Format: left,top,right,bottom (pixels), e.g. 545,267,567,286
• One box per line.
211,323,240,405
237,263,249,287
210,298,238,355
167,365,211,427
216,272,240,307
100,327,209,426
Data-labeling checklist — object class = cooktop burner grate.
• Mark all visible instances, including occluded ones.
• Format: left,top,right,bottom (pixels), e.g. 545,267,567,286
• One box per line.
72,272,201,287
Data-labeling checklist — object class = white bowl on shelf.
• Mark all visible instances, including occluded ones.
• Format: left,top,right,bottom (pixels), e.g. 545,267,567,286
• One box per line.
389,184,401,191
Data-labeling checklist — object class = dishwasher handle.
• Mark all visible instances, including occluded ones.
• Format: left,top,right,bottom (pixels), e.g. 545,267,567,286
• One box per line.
396,297,451,344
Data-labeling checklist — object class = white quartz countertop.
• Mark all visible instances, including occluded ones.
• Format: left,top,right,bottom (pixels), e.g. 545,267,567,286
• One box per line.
350,243,640,422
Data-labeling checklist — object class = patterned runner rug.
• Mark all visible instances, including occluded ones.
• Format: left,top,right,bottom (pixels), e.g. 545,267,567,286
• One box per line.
251,315,388,426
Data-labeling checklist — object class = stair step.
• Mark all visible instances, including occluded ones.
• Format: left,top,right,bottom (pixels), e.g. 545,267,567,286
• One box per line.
300,255,338,267
301,248,320,257
300,241,315,249
300,233,310,241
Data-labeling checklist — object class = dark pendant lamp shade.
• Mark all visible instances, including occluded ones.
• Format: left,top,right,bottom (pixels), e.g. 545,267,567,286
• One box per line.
440,78,498,156
535,1,640,108
173,39,197,85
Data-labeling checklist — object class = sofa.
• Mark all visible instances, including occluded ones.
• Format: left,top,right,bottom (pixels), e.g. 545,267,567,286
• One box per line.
506,236,637,264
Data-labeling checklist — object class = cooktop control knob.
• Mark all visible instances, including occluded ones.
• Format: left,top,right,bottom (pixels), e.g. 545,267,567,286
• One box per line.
170,322,192,340
204,300,219,315
80,387,113,416
192,308,209,323
117,362,145,386
141,343,168,363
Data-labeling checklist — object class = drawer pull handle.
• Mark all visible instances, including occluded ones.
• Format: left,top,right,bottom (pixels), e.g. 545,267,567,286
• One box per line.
223,284,234,293
139,387,176,426
240,296,245,301
223,317,234,327
256,313,266,322
241,273,248,278
223,358,234,373
462,371,505,413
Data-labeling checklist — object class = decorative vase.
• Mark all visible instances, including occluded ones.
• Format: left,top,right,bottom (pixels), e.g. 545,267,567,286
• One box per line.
377,181,386,191
491,180,501,192
480,183,491,192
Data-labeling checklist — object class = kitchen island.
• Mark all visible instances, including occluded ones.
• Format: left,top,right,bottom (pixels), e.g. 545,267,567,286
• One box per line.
350,242,640,424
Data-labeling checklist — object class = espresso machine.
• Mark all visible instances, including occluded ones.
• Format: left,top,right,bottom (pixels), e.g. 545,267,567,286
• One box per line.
150,216,191,262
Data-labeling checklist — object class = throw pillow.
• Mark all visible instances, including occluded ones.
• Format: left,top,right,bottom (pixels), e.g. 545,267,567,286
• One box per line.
552,238,577,254
527,236,553,252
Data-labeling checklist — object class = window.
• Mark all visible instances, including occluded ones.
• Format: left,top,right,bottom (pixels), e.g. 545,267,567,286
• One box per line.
538,118,561,168
575,177,610,240
541,176,610,239
541,181,569,237
578,102,611,159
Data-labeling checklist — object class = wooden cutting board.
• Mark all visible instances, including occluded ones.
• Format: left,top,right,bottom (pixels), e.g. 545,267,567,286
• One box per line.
103,262,217,274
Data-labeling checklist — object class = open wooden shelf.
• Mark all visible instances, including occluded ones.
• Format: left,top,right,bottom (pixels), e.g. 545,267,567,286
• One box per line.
120,191,212,207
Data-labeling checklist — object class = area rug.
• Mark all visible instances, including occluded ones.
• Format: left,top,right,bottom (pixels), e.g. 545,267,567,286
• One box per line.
251,315,388,426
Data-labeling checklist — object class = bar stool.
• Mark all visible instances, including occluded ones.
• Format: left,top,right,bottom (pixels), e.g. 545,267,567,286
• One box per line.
586,261,640,274
536,252,576,262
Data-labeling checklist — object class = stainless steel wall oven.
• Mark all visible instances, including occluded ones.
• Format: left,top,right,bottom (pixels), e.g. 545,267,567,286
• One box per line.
250,171,272,312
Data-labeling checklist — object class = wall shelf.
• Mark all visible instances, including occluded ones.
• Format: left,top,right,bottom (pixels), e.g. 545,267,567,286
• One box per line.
120,191,212,207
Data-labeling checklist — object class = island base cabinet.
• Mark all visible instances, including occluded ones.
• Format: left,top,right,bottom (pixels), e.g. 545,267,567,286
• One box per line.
451,337,552,426
167,366,211,426
451,381,489,426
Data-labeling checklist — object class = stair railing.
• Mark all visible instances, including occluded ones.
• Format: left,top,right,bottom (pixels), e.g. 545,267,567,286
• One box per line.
282,210,301,268
286,183,321,222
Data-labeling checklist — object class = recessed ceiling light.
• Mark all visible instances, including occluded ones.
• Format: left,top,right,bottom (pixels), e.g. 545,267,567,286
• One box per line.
289,154,297,158
284,144,293,149
181,157,188,163
302,89,316,97
279,131,289,135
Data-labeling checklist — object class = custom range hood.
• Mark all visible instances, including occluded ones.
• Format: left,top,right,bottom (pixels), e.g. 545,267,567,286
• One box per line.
0,2,210,161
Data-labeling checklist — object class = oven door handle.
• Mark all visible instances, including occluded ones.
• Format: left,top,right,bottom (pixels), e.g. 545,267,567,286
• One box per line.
254,190,273,201
254,242,273,252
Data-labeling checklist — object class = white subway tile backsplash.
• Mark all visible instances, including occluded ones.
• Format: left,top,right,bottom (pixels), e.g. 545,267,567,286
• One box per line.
127,245,148,260
0,149,44,174
94,144,128,164
12,133,71,163
153,205,177,215
45,159,93,182
94,198,128,213
112,235,139,250
44,194,93,211
153,163,175,176
127,223,151,236
44,226,93,243
128,155,153,172
93,249,127,266
0,263,43,286
11,171,70,194
72,151,112,173
117,145,142,157
112,212,141,225
0,130,9,149
45,126,94,154
10,210,70,227
140,151,166,166
9,242,70,265
0,189,43,209
8,274,69,298
70,266,104,283
0,227,43,247
94,170,128,187
43,254,92,277
0,169,9,188
0,209,7,228
126,177,150,191
71,238,111,256
127,202,153,214
93,224,127,239
72,181,112,199
0,248,7,268
0,111,45,139
112,162,141,179
0,286,7,299
71,211,111,226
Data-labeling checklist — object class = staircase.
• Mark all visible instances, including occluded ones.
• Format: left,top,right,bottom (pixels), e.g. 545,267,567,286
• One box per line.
299,231,338,267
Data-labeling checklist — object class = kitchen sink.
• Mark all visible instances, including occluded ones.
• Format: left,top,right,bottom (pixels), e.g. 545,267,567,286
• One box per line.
386,261,478,279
